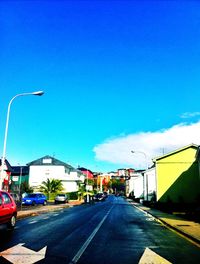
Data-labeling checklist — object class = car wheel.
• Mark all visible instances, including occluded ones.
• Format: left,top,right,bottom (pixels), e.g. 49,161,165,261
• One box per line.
32,201,36,206
7,215,16,229
43,200,47,206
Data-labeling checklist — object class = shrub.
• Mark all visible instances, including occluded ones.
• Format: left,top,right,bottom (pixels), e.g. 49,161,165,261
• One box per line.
67,192,78,200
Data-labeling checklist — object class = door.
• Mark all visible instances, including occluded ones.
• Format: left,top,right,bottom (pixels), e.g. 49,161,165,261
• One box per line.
0,192,14,224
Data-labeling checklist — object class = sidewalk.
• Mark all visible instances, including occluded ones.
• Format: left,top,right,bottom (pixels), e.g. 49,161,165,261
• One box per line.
17,200,83,219
130,201,200,246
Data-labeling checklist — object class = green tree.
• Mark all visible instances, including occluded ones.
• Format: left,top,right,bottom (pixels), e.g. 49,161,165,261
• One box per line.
84,178,94,186
39,178,63,199
111,178,125,193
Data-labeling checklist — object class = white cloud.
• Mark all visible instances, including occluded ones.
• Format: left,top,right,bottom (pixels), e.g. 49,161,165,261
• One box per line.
180,112,200,119
93,121,200,169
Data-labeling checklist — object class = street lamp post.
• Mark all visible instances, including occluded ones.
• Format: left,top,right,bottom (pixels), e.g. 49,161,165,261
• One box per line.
100,176,103,192
131,150,148,201
0,91,44,190
86,169,90,203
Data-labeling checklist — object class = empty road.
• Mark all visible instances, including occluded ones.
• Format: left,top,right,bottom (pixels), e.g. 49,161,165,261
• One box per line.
0,195,200,264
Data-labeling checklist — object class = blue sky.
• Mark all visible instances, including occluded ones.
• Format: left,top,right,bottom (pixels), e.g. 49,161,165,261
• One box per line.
1,0,200,172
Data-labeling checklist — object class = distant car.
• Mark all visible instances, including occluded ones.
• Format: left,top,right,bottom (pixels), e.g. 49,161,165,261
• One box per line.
22,193,47,206
54,194,68,204
103,192,108,199
0,190,17,229
94,192,105,202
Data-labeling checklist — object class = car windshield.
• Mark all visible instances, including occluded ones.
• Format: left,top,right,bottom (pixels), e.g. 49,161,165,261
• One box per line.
57,194,65,197
26,194,37,198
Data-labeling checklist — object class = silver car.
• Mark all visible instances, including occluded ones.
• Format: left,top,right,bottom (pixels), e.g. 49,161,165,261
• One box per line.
54,194,68,204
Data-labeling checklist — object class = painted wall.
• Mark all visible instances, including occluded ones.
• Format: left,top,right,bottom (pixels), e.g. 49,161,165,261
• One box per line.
143,167,156,201
29,165,66,187
29,165,81,193
133,174,144,199
62,181,78,193
156,146,200,204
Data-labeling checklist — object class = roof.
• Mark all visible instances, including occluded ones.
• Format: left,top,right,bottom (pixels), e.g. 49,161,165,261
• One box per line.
0,159,13,172
11,166,29,175
153,144,199,162
27,155,75,170
77,167,93,174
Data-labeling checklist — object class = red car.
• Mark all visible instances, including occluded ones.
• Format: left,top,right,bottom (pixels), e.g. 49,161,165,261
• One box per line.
0,190,17,229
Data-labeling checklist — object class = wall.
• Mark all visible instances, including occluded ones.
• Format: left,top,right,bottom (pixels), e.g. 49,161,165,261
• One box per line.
143,167,156,201
156,147,200,204
29,165,66,187
62,181,78,193
133,174,144,199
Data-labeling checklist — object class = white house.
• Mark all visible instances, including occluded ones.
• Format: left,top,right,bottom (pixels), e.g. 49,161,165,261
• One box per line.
143,167,156,201
27,155,85,192
126,167,156,202
130,172,144,200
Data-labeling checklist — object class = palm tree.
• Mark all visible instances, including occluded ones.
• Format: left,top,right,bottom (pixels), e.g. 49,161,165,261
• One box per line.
39,178,63,199
51,179,63,193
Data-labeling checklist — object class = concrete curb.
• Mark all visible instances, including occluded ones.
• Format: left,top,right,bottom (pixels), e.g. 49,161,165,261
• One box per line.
17,201,83,220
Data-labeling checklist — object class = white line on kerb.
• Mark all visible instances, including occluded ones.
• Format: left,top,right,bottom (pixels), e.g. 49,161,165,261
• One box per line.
69,205,114,264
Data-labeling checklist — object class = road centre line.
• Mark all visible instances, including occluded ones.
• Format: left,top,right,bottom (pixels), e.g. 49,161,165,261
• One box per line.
69,205,114,264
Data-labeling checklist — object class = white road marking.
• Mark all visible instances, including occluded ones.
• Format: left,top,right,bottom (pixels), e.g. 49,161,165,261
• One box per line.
69,206,114,264
0,243,47,264
28,220,37,224
139,247,172,264
52,213,59,216
42,216,50,219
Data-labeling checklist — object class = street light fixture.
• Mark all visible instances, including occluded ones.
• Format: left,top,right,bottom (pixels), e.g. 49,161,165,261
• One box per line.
131,151,148,169
131,150,148,201
0,91,44,190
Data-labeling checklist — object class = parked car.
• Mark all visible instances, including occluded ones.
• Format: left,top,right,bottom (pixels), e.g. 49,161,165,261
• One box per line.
22,193,47,206
54,194,68,204
0,190,17,229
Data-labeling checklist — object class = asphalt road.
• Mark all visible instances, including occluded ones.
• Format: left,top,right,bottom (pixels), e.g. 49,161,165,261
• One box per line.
0,195,200,264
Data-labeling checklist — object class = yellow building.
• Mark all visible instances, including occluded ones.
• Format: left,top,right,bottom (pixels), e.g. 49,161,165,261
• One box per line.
154,144,200,205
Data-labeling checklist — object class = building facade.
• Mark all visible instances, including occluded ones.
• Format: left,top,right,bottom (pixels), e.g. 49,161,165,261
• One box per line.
27,155,85,193
154,144,200,205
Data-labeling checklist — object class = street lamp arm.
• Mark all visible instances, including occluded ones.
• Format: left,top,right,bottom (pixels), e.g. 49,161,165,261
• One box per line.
0,90,44,190
131,150,148,169
2,91,44,163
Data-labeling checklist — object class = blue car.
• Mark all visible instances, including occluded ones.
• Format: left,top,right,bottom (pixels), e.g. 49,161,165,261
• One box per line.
22,193,47,206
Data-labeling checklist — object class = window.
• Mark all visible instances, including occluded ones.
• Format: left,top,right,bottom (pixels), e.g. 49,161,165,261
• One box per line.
2,193,12,204
42,158,52,164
